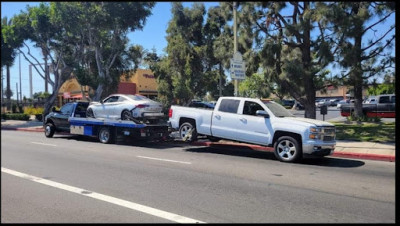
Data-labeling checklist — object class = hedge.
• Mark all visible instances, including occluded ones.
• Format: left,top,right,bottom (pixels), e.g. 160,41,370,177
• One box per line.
1,113,30,121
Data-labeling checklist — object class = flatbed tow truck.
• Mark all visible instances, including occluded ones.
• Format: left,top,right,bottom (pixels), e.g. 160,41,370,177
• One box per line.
44,101,169,144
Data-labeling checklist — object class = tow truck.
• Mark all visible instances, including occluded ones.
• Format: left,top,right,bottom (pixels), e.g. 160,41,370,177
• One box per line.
44,101,169,144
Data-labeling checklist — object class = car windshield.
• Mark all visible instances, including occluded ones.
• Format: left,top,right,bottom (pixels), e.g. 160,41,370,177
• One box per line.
125,94,150,101
261,100,294,117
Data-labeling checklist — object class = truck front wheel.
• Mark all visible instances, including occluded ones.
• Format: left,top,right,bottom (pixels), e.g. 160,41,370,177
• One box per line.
179,122,197,142
274,136,301,162
44,123,55,138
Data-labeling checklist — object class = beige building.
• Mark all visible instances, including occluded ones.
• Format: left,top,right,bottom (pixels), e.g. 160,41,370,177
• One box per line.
119,69,158,99
56,69,158,106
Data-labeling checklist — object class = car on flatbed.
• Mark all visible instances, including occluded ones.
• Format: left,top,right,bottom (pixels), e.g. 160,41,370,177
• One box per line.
168,97,336,163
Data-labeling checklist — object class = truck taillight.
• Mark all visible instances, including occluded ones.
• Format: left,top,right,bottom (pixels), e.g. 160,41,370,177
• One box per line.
136,104,149,108
168,108,173,118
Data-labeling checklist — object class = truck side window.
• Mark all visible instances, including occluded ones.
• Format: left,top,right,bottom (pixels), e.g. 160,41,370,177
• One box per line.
379,96,390,103
60,103,73,115
243,101,264,116
219,99,240,113
391,96,395,103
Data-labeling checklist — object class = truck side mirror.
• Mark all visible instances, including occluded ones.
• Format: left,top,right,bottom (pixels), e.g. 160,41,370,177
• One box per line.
256,110,270,118
100,99,104,104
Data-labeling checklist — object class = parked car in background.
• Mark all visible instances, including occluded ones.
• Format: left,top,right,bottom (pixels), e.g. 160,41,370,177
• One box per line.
329,99,341,106
336,99,354,109
316,99,331,108
340,94,395,118
188,100,215,109
281,99,304,110
363,96,377,104
86,94,164,123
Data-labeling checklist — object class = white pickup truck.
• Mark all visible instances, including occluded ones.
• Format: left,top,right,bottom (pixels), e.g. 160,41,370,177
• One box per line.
168,97,336,162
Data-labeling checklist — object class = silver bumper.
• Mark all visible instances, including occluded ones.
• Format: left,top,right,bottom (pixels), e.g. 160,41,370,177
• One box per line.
302,140,336,157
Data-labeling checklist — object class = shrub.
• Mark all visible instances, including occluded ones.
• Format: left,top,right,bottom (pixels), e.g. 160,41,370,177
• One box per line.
24,106,44,115
2,113,30,121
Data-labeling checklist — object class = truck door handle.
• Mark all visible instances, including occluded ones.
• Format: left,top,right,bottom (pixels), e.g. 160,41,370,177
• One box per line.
214,115,221,120
240,118,247,123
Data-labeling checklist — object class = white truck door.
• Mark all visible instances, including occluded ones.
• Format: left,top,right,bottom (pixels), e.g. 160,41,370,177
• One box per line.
235,100,271,145
211,99,241,140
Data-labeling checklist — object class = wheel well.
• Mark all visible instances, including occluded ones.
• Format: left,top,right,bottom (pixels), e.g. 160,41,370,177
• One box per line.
179,117,196,128
45,119,54,125
272,131,302,146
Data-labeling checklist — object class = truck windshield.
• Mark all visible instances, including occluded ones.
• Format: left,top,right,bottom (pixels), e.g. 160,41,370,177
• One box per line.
261,100,295,117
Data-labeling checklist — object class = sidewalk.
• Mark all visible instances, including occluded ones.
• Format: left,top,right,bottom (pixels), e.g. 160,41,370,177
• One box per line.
1,119,395,162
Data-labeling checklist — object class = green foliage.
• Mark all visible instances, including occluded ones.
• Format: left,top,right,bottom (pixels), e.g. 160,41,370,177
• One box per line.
334,122,394,142
1,113,30,121
346,115,382,123
239,73,270,98
24,106,44,115
367,83,395,96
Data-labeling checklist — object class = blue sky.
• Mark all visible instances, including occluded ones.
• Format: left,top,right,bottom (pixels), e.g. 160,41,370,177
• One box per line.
1,2,219,99
1,2,395,100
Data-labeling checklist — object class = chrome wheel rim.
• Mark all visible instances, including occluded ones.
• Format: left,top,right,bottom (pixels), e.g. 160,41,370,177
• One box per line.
45,125,51,136
99,129,110,143
277,140,297,161
122,111,131,120
180,124,192,140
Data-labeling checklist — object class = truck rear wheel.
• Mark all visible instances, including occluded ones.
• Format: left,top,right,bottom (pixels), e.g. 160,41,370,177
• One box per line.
179,122,197,142
98,127,115,144
274,136,301,162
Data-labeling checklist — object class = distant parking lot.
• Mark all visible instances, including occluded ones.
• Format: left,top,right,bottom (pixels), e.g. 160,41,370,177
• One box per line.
290,107,395,122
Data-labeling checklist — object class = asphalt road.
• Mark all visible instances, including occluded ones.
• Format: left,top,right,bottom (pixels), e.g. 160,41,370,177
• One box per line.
1,131,395,223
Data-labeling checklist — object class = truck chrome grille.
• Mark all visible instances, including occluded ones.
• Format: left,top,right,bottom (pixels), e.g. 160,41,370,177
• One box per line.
321,126,335,142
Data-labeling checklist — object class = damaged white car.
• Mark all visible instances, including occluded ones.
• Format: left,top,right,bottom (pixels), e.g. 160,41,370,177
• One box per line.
86,94,164,123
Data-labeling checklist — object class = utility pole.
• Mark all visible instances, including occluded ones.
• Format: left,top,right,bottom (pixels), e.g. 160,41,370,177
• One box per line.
19,53,22,102
233,1,238,97
16,82,18,104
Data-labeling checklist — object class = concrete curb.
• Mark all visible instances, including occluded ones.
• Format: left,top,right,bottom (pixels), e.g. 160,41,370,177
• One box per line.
1,127,44,132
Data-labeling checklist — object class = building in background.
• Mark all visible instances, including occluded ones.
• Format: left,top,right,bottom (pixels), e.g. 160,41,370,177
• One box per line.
56,69,158,106
57,75,91,106
119,69,158,99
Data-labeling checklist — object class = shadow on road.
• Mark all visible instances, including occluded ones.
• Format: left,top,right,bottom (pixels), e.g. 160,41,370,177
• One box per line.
184,145,365,168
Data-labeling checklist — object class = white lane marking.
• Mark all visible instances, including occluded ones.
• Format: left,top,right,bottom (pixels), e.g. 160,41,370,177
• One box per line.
1,167,204,223
31,142,57,147
137,156,192,165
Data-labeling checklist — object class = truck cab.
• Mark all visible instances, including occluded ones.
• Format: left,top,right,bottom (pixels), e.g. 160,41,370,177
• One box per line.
44,101,89,135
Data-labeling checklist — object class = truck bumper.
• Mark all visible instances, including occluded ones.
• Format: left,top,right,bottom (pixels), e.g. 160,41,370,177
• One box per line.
302,141,336,157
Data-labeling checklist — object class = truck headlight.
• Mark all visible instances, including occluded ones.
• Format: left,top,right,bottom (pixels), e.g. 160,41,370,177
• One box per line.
309,127,321,139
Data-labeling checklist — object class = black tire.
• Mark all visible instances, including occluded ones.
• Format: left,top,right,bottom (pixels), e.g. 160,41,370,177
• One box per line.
274,136,302,163
121,110,132,121
44,123,55,138
179,122,197,142
87,108,95,118
98,127,115,144
207,136,221,142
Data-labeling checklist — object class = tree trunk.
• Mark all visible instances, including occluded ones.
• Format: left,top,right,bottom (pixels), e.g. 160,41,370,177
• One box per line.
301,2,316,119
6,65,11,109
352,5,364,118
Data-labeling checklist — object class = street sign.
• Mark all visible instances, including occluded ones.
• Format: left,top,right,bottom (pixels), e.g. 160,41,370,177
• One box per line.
230,51,246,80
